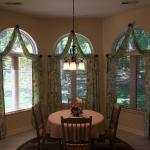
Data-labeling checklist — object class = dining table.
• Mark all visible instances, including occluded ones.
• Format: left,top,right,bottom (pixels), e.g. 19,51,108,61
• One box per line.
47,109,104,139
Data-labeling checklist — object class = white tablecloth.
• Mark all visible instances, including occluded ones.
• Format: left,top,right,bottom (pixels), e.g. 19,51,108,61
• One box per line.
47,109,104,138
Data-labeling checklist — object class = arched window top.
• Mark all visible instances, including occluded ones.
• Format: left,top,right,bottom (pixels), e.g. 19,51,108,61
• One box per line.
0,28,38,54
113,25,150,54
54,33,93,55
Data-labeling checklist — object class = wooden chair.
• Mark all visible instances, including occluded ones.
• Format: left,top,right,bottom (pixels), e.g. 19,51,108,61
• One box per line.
92,104,121,150
32,103,60,150
96,104,121,145
61,116,92,150
107,103,121,144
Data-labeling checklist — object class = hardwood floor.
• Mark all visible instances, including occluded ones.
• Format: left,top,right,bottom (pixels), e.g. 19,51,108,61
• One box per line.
117,130,150,150
0,130,36,150
0,129,149,150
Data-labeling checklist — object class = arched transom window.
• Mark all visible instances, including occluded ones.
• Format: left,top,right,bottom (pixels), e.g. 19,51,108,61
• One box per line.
55,33,93,103
114,26,150,111
0,28,38,112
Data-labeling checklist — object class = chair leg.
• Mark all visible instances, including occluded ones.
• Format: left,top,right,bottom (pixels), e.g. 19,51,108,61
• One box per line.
58,138,62,150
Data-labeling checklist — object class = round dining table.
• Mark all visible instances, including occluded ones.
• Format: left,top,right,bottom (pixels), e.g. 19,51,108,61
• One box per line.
47,109,104,139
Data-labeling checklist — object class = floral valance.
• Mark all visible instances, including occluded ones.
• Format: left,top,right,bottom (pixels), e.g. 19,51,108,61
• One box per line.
0,25,40,59
111,24,150,57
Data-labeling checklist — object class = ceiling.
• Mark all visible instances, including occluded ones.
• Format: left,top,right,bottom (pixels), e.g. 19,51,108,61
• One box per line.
0,0,150,18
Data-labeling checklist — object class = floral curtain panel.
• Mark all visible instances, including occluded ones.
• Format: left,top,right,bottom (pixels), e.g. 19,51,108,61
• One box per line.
106,55,117,127
47,55,62,114
0,25,41,139
0,56,6,139
32,57,42,105
86,55,100,112
107,24,150,139
144,56,150,139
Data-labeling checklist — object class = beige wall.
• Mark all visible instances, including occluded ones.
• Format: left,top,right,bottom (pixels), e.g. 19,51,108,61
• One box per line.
102,5,150,136
1,4,150,136
6,110,32,136
0,9,102,136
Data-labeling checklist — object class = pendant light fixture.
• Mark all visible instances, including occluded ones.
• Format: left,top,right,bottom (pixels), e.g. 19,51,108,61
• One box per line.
63,0,85,70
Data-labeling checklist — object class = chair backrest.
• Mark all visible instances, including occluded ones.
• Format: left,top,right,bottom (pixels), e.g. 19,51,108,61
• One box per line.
109,103,121,139
61,116,92,149
32,103,45,139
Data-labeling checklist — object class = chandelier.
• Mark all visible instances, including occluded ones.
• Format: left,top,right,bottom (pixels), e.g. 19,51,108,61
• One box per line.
63,0,85,70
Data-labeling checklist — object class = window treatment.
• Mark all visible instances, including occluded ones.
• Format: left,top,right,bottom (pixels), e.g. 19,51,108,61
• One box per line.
47,30,100,114
48,55,62,114
86,54,100,112
106,24,150,139
106,55,117,127
0,55,6,139
0,25,42,139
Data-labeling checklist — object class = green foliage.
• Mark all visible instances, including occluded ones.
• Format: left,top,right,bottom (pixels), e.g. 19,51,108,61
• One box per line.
116,55,145,111
55,34,91,54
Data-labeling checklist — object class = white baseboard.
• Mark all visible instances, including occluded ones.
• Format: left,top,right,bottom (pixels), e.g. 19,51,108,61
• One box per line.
6,126,33,137
118,125,144,137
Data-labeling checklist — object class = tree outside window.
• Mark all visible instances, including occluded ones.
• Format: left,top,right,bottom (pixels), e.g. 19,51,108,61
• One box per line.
116,54,145,111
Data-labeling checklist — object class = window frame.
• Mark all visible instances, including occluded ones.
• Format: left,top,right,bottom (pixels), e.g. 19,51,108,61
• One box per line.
55,33,93,103
1,28,38,113
116,54,145,111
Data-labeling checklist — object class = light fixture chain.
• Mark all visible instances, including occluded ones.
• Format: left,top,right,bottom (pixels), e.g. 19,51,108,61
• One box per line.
73,0,75,31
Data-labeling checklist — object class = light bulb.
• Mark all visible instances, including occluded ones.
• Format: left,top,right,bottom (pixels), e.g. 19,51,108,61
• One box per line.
63,61,70,70
69,62,77,70
78,61,85,70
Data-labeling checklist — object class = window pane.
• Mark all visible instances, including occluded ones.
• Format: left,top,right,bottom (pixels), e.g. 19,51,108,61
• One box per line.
3,57,13,112
76,70,87,98
116,57,130,107
19,57,32,109
0,28,37,54
0,30,13,53
61,60,71,103
56,37,68,54
55,34,91,54
137,56,145,110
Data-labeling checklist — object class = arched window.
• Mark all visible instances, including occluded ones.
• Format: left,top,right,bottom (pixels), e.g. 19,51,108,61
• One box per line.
55,33,93,103
112,26,150,111
0,28,38,112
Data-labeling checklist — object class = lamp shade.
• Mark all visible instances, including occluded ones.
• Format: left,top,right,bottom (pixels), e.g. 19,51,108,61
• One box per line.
78,61,85,70
63,61,70,70
69,62,77,70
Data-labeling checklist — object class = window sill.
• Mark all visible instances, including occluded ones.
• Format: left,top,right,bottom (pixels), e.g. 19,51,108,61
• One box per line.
6,108,31,116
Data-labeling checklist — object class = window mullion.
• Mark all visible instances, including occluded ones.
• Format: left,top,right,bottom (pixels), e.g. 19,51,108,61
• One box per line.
12,56,19,110
130,56,137,108
71,70,76,101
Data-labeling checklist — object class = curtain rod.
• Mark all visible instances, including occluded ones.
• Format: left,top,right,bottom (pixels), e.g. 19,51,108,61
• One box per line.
48,54,99,57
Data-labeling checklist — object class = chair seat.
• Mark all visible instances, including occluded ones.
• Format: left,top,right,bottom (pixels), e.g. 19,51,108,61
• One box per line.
44,133,60,143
